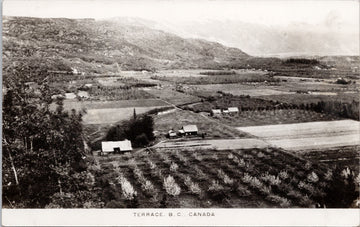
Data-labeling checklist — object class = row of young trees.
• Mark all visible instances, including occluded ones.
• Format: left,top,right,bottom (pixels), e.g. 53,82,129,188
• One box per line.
2,63,91,208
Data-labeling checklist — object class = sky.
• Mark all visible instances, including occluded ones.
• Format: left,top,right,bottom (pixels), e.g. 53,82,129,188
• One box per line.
3,0,359,26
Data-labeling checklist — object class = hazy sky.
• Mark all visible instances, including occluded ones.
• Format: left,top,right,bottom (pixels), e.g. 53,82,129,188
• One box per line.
3,0,359,26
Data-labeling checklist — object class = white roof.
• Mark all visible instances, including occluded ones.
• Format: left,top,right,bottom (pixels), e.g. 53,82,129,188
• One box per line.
178,129,185,134
101,140,132,152
228,107,239,112
211,109,222,114
182,125,198,132
65,93,76,99
223,110,229,113
78,91,89,98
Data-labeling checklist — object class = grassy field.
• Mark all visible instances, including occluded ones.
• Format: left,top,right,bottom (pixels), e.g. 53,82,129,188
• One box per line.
237,120,360,151
151,73,277,85
154,110,250,139
93,146,333,208
62,99,169,111
213,109,340,127
189,84,294,97
83,106,169,124
145,87,201,106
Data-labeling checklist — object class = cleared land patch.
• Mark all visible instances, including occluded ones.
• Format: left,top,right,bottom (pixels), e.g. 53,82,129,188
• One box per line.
83,106,168,124
146,87,201,106
215,109,340,127
60,99,170,124
237,120,360,150
62,99,168,111
189,84,292,97
154,110,250,139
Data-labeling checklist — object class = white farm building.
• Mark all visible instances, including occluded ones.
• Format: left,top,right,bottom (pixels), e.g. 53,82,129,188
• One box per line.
101,140,132,155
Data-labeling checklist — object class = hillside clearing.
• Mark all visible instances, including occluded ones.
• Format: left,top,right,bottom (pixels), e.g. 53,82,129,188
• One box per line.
154,110,250,139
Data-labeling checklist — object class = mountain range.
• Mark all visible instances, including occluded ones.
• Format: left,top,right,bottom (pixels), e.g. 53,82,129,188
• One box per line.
2,16,249,73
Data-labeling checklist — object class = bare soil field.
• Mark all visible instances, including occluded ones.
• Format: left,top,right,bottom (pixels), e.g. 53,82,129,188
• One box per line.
154,110,250,139
237,120,360,151
154,138,269,150
215,109,340,127
94,146,331,208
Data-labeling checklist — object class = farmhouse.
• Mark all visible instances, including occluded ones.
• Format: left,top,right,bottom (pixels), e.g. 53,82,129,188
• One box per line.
101,140,132,155
211,109,222,115
228,107,239,114
65,92,76,99
182,125,198,135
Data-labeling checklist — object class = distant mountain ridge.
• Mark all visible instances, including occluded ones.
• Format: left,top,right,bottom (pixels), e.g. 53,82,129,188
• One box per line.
149,19,359,56
2,16,249,73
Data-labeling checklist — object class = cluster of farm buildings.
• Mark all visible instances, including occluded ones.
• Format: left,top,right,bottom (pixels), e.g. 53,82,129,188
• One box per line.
211,107,239,115
100,124,199,155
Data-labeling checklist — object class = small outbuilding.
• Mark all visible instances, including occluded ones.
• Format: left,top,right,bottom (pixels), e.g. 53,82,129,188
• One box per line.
222,109,229,114
101,140,132,155
211,109,222,116
168,130,177,138
228,107,239,114
65,92,76,99
182,125,198,135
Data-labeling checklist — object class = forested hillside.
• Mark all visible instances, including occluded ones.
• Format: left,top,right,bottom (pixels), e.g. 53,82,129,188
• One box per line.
2,16,248,75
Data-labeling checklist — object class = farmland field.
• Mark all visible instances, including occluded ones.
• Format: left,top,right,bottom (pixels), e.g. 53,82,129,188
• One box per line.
154,110,250,138
83,106,169,124
154,138,269,150
237,120,360,150
302,146,360,174
145,87,201,106
189,84,293,97
258,93,359,104
214,109,340,127
62,99,169,111
58,99,171,124
93,147,333,208
151,72,275,85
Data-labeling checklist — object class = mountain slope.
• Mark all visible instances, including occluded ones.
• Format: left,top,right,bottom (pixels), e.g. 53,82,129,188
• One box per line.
2,16,249,73
150,19,359,56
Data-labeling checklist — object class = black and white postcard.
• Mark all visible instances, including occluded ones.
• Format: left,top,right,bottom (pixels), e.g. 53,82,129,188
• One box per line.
1,0,359,226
